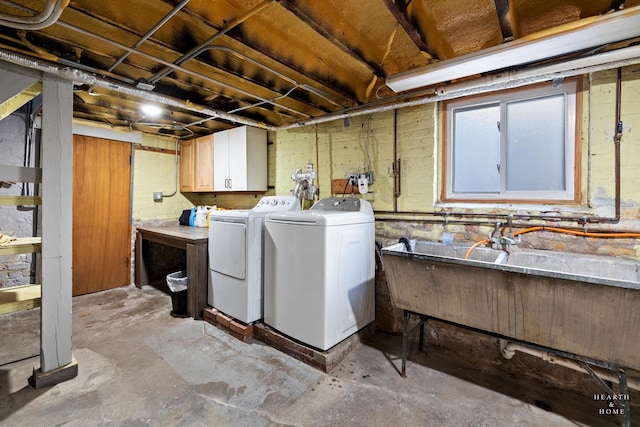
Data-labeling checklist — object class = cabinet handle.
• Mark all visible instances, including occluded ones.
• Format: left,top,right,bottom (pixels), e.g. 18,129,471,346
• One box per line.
228,179,232,189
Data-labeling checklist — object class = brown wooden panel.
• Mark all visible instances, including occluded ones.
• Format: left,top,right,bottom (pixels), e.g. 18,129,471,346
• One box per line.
179,138,195,192
195,135,214,192
73,135,131,296
331,178,358,195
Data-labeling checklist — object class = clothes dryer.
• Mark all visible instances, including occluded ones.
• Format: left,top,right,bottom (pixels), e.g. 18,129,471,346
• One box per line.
264,197,375,350
208,196,300,323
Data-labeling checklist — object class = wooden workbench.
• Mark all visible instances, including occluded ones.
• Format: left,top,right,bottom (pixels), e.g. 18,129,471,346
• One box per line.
135,224,209,319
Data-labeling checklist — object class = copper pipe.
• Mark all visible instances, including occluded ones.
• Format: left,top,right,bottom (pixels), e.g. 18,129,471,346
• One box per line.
375,215,640,235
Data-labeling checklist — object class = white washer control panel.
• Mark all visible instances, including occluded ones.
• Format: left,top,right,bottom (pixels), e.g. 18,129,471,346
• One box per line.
253,196,300,212
311,197,361,212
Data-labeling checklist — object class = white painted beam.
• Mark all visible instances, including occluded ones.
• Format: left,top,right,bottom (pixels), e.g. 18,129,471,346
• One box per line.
0,165,42,183
39,75,74,374
0,61,40,105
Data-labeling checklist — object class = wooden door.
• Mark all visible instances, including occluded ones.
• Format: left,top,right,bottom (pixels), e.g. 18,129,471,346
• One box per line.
72,135,131,296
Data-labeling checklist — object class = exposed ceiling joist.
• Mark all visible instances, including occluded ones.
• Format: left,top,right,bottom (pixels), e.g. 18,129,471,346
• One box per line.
0,0,634,138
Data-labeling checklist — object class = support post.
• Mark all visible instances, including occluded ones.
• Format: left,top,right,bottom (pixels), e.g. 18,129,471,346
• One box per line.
30,74,77,388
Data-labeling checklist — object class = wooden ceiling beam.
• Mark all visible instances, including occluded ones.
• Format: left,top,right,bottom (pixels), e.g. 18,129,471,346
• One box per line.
382,0,436,58
175,4,362,108
278,0,385,78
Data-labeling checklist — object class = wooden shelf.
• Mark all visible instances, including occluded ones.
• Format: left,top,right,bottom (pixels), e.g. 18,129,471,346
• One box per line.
0,237,41,255
0,284,41,314
0,195,41,206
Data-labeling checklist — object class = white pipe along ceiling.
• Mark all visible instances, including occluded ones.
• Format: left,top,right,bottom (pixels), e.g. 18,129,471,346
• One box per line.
0,0,638,137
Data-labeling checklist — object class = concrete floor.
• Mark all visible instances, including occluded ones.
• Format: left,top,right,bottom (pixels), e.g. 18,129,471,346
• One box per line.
0,284,634,426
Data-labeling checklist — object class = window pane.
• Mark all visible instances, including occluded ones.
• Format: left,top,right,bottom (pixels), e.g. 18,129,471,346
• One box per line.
452,104,500,193
505,94,566,191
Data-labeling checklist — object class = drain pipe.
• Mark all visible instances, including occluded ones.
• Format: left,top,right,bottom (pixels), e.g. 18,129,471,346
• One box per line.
499,340,640,391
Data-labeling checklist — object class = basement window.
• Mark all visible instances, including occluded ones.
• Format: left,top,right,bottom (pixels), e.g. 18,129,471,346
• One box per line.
442,79,580,203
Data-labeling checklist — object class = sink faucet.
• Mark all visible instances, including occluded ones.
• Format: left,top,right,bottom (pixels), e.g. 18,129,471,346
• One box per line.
491,220,519,251
499,235,518,251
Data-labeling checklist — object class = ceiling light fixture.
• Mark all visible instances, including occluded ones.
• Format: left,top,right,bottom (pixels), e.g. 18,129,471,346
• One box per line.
140,104,162,118
386,6,640,93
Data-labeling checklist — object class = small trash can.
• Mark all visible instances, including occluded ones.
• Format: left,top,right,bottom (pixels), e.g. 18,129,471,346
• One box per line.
166,271,189,317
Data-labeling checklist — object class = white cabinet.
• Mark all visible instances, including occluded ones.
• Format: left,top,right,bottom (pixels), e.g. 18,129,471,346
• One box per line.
213,125,267,192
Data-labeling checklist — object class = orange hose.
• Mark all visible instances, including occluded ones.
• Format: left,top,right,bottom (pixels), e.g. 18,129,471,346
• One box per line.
463,226,640,259
464,238,489,260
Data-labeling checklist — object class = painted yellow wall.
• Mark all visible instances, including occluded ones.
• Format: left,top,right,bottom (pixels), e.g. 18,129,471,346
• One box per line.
132,135,193,221
272,104,441,212
589,68,640,213
272,66,640,258
82,66,640,257
133,132,276,221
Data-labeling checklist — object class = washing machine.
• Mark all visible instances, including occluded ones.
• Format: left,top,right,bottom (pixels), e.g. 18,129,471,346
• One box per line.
264,197,375,350
208,196,300,323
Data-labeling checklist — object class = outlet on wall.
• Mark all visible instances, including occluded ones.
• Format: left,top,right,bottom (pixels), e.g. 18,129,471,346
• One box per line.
347,171,374,186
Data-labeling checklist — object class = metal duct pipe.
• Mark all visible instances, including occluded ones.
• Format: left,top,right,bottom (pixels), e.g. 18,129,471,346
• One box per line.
0,49,277,131
0,0,68,30
1,34,639,135
4,0,336,117
53,20,309,119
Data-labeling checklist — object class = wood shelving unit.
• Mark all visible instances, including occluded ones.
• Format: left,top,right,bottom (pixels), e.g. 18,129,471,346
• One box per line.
0,284,41,314
0,236,42,256
0,166,42,314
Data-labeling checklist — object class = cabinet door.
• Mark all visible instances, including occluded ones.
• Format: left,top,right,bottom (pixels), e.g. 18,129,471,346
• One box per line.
194,135,214,191
213,131,230,191
179,138,195,192
227,126,247,190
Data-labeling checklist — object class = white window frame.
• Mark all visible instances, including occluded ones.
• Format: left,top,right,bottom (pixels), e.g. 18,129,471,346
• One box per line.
443,79,580,203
